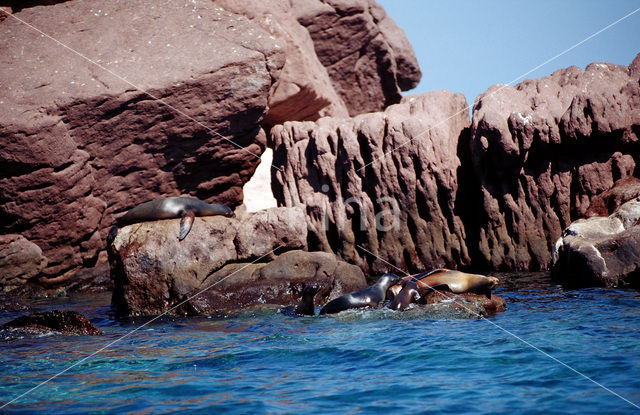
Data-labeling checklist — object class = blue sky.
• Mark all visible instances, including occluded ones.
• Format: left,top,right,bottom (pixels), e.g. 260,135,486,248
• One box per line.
378,1,640,108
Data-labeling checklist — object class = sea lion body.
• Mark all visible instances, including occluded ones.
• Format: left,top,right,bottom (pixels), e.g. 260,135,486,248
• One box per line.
319,273,402,315
295,283,322,316
116,196,234,240
387,269,499,298
388,280,420,311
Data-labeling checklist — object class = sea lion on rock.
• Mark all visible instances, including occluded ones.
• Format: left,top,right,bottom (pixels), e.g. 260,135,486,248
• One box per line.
388,279,420,311
116,196,234,240
319,273,402,315
388,269,499,298
414,269,498,296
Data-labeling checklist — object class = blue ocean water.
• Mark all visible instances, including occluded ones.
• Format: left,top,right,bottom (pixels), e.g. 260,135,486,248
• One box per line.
1,273,639,414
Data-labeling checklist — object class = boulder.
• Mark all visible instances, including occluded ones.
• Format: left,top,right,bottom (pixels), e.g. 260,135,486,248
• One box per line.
214,0,421,124
552,197,640,288
0,0,285,281
271,91,471,274
0,234,47,290
468,54,640,270
112,244,366,315
189,250,367,315
294,0,421,116
214,0,350,125
1,310,102,336
109,207,315,315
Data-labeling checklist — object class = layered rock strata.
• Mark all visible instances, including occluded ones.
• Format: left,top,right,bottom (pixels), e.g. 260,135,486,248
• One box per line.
0,0,285,280
271,91,470,274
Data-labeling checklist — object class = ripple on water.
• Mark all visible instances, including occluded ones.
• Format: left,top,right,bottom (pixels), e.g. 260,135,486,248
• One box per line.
1,276,640,414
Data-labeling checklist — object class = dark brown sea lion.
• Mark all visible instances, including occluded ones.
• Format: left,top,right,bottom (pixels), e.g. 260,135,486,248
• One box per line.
116,196,234,240
280,283,322,317
295,283,322,316
388,279,420,311
319,273,403,315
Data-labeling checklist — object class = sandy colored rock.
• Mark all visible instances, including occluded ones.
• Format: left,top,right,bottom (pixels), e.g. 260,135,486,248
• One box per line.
0,0,285,279
271,91,470,274
469,54,640,270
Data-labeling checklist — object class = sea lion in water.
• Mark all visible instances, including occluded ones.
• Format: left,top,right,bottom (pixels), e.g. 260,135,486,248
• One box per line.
388,279,420,311
319,273,403,315
116,196,234,240
295,283,322,316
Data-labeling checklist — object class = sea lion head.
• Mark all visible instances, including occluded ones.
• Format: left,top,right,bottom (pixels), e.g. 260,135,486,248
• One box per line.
486,276,499,289
302,283,322,296
377,273,404,288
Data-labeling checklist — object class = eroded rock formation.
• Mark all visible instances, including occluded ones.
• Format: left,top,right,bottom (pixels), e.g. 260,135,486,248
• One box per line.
468,55,640,270
296,0,421,116
271,91,470,274
0,0,284,280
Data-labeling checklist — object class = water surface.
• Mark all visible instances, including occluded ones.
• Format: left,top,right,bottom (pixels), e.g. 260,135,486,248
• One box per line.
1,273,639,414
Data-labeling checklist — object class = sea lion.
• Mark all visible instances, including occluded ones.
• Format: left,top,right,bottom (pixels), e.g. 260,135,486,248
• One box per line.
116,196,234,240
388,279,420,311
291,283,322,316
319,273,403,315
387,269,499,298
413,269,499,296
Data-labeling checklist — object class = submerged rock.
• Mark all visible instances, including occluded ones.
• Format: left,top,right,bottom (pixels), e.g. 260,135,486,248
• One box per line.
421,291,507,315
1,310,102,336
552,196,640,288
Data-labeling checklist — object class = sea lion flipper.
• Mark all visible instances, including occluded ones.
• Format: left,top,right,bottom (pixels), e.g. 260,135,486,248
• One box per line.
178,210,196,241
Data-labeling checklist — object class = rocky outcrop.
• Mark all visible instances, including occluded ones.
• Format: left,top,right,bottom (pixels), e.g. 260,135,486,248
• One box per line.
0,0,285,281
552,196,640,288
271,91,470,275
1,310,102,335
111,219,366,315
214,0,421,124
0,234,47,290
468,54,640,271
214,0,349,125
585,176,640,217
109,207,311,315
188,250,366,316
296,0,421,116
